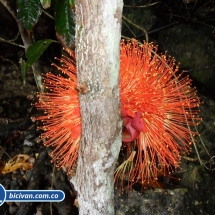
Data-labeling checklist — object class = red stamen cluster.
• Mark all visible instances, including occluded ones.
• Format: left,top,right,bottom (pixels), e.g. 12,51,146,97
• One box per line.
116,40,200,190
34,40,201,190
34,49,81,172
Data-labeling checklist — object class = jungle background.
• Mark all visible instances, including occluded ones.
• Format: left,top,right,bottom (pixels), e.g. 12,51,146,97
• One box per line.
0,0,215,214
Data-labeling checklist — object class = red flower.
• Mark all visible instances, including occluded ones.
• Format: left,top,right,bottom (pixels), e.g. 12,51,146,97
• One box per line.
34,40,201,189
34,49,81,172
115,40,200,190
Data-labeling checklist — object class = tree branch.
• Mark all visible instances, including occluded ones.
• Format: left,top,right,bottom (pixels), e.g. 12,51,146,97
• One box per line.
0,0,43,91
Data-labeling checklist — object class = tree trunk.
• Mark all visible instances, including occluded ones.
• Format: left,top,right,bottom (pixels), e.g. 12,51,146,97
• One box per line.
71,1,123,215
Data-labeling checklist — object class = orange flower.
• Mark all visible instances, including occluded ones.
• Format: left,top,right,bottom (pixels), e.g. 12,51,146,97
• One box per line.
115,40,201,190
34,49,81,172
34,40,201,190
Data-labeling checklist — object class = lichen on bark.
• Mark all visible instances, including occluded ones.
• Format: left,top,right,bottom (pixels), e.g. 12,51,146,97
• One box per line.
71,1,123,215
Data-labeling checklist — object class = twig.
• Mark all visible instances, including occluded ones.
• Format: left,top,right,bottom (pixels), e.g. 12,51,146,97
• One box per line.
124,2,160,8
42,9,54,20
10,31,20,42
122,15,148,43
182,64,215,73
0,146,11,159
0,37,25,48
135,22,179,39
0,56,20,71
121,35,133,41
50,164,56,215
122,20,136,37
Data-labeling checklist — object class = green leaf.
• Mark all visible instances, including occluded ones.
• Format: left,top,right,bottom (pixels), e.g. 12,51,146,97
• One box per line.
55,0,75,49
25,39,54,71
40,0,51,9
17,0,42,30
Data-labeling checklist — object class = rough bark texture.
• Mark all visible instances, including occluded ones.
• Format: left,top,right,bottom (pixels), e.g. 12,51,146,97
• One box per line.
71,1,123,215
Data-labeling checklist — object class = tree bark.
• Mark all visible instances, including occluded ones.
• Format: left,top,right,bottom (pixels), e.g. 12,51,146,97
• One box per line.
71,1,123,214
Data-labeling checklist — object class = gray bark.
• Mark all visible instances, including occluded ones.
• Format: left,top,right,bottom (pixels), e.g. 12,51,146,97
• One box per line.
71,1,123,214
